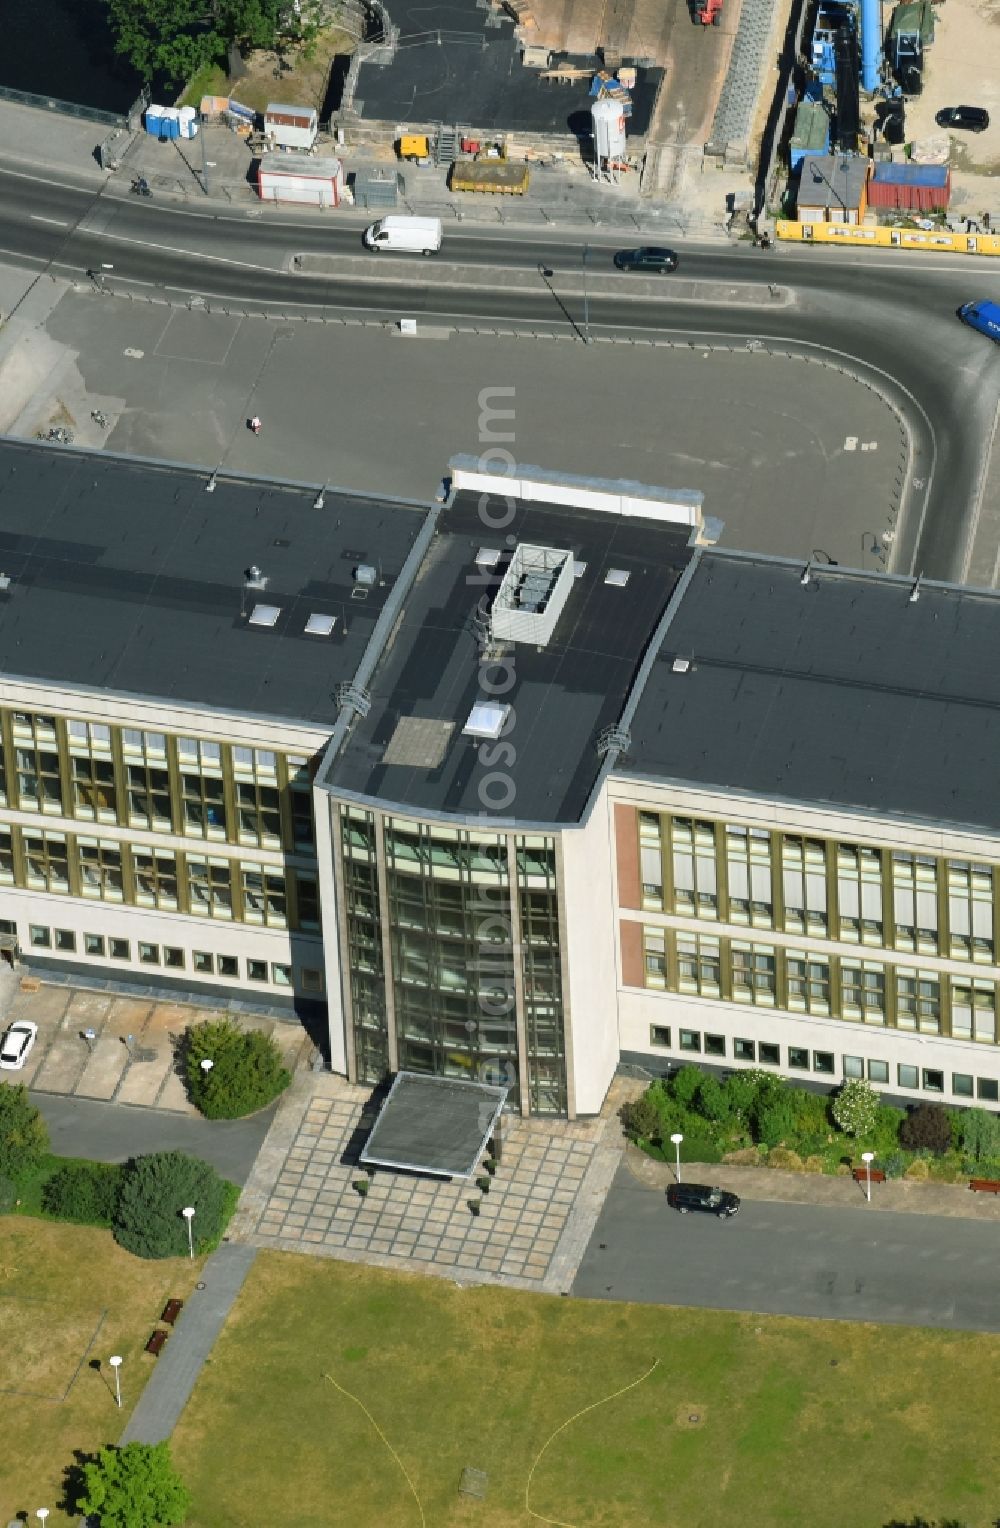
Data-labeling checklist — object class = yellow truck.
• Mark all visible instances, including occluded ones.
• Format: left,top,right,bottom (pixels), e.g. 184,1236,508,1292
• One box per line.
449,160,531,195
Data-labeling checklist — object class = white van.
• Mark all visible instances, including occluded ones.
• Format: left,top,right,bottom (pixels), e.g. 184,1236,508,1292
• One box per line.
363,215,443,256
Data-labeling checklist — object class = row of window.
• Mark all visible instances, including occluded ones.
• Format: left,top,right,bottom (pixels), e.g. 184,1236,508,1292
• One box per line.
641,926,1000,1043
646,1024,1000,1101
343,808,558,886
637,811,998,963
27,923,325,992
0,823,319,931
0,711,316,853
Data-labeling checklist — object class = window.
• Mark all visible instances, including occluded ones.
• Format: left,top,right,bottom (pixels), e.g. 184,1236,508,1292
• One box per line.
704,1034,726,1058
77,838,124,902
68,721,115,821
241,864,287,927
676,933,721,997
731,942,776,1006
217,955,238,978
922,1068,944,1093
843,1055,864,1079
782,835,828,936
841,961,886,1024
186,857,233,919
236,780,281,849
952,1072,974,1098
15,741,63,815
181,770,226,839
670,817,718,919
948,860,994,963
193,951,213,974
950,980,996,1044
896,970,940,1034
649,1024,671,1049
758,1042,780,1066
84,933,105,956
892,852,938,954
725,825,772,926
122,728,167,759
977,1078,999,1103
127,763,171,832
897,1063,919,1089
786,950,830,1015
247,958,268,982
109,938,130,960
294,872,319,930
136,943,157,965
837,843,883,944
271,963,292,987
231,745,277,777
813,1051,835,1075
679,1029,701,1052
23,831,69,894
177,737,222,768
30,924,51,947
300,967,324,993
643,927,666,990
788,1046,809,1070
0,828,13,884
164,947,184,969
734,1038,755,1062
639,811,663,909
133,849,178,910
868,1059,889,1084
54,929,76,952
290,785,315,852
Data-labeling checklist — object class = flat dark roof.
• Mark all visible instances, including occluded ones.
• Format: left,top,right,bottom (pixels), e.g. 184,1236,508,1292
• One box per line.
625,551,1000,836
352,0,660,137
0,440,426,730
359,1071,507,1177
322,489,693,824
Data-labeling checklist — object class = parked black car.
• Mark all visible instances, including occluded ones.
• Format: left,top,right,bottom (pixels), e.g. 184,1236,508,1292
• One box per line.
667,1182,740,1218
935,106,990,133
613,246,679,273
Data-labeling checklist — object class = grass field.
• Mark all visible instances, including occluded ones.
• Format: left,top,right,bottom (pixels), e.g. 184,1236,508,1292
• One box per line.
174,1252,1000,1528
0,1219,203,1524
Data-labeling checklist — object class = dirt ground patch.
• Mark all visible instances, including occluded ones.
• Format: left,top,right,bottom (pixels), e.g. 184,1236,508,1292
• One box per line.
229,24,356,115
902,0,1000,178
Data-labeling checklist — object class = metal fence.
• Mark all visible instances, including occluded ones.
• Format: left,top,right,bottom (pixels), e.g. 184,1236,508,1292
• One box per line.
0,81,149,132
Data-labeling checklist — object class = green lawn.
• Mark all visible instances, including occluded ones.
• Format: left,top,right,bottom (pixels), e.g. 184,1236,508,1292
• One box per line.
173,1253,1000,1528
0,1218,204,1523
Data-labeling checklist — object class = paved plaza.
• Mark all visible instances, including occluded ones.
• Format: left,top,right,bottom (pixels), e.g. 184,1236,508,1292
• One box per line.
232,1073,623,1292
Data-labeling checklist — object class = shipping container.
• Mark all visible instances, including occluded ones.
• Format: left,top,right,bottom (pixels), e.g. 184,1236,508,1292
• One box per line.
449,160,530,195
257,155,343,206
868,161,950,210
264,103,319,151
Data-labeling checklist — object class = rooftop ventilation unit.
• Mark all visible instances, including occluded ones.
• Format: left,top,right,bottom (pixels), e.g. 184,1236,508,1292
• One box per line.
304,612,337,636
463,701,510,740
248,603,281,628
672,656,691,673
245,566,268,588
476,547,503,570
491,543,574,646
354,563,377,587
604,568,630,587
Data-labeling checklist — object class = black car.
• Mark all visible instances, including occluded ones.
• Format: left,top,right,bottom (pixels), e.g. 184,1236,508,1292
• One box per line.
935,106,990,133
667,1182,740,1218
613,246,679,274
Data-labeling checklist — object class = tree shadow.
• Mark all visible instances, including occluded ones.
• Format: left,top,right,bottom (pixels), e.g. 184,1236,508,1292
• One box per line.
58,1446,98,1516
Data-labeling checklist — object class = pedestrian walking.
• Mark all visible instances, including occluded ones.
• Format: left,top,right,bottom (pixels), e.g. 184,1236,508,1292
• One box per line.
250,415,261,435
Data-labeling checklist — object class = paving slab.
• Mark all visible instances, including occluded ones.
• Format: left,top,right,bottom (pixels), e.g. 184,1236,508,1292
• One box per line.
75,1035,129,1101
31,1030,90,1094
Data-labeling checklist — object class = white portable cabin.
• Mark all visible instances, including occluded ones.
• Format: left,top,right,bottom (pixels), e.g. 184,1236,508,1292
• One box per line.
264,102,319,151
257,155,344,207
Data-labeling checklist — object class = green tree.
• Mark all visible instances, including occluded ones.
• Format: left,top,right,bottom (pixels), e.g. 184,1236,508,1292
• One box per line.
669,1065,704,1109
113,1151,232,1260
42,1161,121,1225
75,1441,189,1528
107,0,221,86
900,1103,952,1155
831,1077,880,1138
618,1088,662,1144
695,1073,730,1124
185,1017,290,1119
960,1106,1000,1164
219,0,284,50
0,1081,48,1183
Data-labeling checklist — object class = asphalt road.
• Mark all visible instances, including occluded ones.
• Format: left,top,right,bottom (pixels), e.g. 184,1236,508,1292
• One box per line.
573,1164,1000,1332
1,164,999,577
30,1092,274,1184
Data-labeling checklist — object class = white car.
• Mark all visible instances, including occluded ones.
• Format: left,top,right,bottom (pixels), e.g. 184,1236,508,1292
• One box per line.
0,1020,38,1070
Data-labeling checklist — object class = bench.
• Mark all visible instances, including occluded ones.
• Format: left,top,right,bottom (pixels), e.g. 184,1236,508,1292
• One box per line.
852,1166,886,1184
969,1178,1000,1194
145,1328,169,1357
160,1298,184,1325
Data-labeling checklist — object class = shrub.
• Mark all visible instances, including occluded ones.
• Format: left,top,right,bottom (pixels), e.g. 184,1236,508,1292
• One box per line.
960,1107,1000,1164
722,1146,764,1166
753,1092,800,1149
619,1089,662,1143
802,1155,825,1174
900,1103,952,1155
695,1073,730,1124
669,1065,704,1109
75,1441,189,1528
0,1172,17,1212
677,1136,723,1165
723,1070,761,1122
881,1151,908,1180
42,1161,122,1225
113,1151,233,1260
185,1018,290,1120
0,1081,48,1183
832,1078,880,1138
767,1147,803,1172
904,1156,930,1181
872,1103,906,1154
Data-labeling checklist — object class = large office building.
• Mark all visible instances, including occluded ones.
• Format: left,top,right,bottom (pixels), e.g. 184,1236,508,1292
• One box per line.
3,439,1000,1119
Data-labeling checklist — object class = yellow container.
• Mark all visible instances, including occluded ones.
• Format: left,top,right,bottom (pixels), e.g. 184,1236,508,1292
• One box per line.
398,134,429,160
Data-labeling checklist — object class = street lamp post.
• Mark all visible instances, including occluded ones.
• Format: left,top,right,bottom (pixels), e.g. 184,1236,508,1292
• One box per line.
670,1131,684,1184
199,1058,214,1075
109,1354,123,1408
36,1510,49,1527
182,1205,196,1260
861,1150,875,1203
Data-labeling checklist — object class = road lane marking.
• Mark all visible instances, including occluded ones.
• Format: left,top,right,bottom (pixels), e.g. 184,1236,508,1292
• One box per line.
30,215,68,227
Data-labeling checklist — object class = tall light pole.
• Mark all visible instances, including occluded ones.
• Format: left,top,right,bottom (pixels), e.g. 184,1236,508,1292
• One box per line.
36,1510,49,1527
861,1150,875,1203
670,1131,684,1184
109,1354,123,1409
182,1205,196,1260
